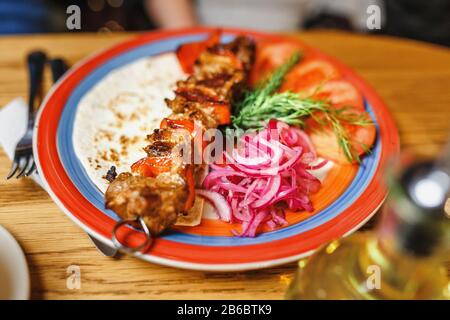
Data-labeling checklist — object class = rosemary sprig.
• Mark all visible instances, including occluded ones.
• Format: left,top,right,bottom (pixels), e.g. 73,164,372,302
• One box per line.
234,52,301,116
232,54,372,163
233,93,371,162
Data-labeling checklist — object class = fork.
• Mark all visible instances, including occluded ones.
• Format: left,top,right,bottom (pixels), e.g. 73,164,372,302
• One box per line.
6,51,47,179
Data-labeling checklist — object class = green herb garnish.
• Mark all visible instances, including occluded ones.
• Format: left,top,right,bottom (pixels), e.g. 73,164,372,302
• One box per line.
232,53,372,163
233,52,301,116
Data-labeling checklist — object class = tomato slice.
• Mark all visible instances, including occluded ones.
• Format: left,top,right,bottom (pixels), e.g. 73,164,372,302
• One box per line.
131,156,173,177
250,41,304,86
305,109,376,164
281,59,340,94
312,80,364,110
176,29,222,73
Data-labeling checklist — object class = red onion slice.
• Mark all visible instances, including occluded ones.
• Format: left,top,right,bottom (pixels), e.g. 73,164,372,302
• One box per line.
201,119,323,237
196,189,232,222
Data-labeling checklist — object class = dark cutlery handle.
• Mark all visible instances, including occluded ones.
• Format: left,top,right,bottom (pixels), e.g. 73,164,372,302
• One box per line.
27,51,47,122
49,58,69,83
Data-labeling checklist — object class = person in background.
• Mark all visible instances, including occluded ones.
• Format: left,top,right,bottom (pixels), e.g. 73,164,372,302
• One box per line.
145,0,196,29
64,0,197,32
0,0,197,34
53,0,197,32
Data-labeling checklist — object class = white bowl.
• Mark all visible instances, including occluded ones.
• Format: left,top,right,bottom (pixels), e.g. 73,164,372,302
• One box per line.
0,225,30,300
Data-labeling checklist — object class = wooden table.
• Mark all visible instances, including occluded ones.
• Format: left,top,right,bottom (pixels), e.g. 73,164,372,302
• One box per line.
0,31,449,300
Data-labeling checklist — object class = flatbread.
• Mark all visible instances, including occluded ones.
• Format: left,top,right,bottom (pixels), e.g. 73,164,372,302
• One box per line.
176,196,205,226
73,53,204,226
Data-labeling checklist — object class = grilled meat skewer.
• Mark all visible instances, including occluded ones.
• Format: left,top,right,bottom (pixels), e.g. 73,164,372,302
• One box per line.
105,35,255,235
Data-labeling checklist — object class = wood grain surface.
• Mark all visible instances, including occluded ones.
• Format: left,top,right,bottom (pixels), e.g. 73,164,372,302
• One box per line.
0,31,449,300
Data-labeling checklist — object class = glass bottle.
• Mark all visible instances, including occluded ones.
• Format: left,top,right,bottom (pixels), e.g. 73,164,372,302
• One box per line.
286,161,450,300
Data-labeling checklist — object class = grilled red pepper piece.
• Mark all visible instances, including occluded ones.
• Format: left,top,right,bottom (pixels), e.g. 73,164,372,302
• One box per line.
209,103,231,125
160,118,195,133
184,165,196,212
176,29,222,73
131,156,173,178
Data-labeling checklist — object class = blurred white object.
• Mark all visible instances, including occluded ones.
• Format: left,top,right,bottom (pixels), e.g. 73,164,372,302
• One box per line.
197,0,384,32
197,0,309,31
0,225,30,300
0,98,43,188
319,0,385,31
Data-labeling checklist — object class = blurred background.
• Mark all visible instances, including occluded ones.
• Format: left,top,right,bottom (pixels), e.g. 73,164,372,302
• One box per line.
0,0,448,46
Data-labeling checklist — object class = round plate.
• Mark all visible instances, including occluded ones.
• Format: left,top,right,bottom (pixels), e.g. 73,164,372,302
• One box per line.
34,27,399,271
0,226,30,299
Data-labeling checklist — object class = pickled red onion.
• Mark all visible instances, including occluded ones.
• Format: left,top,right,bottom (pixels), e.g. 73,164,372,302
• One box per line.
199,120,325,237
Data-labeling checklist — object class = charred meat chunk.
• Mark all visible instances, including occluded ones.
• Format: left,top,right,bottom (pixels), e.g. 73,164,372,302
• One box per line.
105,172,187,235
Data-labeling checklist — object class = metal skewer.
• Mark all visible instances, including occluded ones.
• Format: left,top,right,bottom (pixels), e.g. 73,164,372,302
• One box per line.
112,216,153,254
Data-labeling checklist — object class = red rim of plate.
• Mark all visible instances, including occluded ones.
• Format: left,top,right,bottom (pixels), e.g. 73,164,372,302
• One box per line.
34,27,399,271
